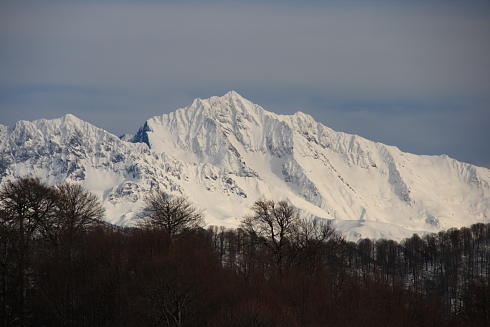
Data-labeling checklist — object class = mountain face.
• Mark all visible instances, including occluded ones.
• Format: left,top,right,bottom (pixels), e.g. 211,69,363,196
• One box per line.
1,91,489,240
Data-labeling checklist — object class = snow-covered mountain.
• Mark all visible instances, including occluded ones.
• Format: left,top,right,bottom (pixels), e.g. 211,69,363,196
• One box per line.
1,91,489,240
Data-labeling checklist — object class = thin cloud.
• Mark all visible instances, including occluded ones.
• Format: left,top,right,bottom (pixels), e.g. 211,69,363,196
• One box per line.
1,1,489,167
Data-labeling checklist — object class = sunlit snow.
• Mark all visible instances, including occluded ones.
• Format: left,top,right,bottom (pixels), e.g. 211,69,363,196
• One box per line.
1,91,489,241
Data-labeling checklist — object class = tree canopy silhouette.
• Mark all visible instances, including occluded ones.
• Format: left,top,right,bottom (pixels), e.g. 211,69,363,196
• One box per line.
138,190,204,240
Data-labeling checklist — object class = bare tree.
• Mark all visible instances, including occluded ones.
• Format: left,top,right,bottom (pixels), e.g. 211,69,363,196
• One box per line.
138,190,204,241
146,274,196,327
296,218,342,246
295,218,345,274
0,177,57,325
0,177,57,238
241,199,300,275
40,182,105,247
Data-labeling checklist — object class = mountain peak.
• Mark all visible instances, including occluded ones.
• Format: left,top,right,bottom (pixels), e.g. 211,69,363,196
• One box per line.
222,90,243,99
1,93,489,241
200,91,253,112
63,113,79,121
189,91,247,108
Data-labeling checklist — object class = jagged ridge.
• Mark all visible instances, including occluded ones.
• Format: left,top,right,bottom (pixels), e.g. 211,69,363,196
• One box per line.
1,91,489,240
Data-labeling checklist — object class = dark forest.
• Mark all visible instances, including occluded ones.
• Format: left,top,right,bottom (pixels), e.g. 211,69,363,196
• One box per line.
1,178,489,326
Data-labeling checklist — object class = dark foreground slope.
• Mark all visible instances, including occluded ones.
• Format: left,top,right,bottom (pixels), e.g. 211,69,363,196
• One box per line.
2,220,489,326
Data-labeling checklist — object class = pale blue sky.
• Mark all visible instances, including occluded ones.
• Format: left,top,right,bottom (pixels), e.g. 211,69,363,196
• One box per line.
1,0,489,167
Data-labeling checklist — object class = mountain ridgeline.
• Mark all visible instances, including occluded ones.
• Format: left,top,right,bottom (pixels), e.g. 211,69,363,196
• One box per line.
1,91,489,240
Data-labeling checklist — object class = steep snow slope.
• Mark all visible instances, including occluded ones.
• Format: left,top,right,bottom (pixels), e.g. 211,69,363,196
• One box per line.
1,92,489,240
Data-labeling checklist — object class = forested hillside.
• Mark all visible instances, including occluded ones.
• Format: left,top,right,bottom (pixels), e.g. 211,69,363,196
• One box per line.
1,178,489,326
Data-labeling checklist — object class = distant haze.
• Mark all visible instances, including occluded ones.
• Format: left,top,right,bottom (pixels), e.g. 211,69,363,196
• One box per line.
1,1,489,167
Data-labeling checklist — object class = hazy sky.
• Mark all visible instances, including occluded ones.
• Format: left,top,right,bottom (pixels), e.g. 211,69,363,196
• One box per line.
1,0,489,167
